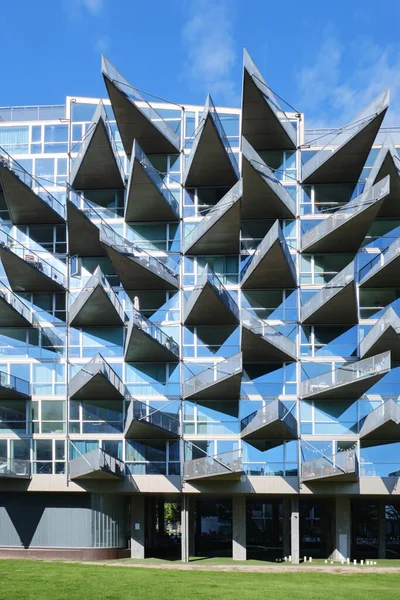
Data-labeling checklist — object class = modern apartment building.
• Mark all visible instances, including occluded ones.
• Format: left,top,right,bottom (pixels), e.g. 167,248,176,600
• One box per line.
0,49,399,562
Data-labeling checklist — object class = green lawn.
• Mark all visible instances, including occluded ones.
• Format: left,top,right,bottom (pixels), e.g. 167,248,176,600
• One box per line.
0,560,400,600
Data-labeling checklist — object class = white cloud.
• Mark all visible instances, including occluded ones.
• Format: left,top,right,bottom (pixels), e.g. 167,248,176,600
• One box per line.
181,0,239,106
64,0,104,19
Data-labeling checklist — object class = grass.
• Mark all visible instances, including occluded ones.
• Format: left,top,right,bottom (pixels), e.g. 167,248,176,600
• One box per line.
0,560,400,600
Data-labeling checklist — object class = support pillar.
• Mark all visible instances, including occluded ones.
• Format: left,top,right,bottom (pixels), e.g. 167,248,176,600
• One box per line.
189,496,196,557
232,496,247,561
181,494,189,562
331,497,351,561
283,497,291,558
291,496,299,564
130,496,145,559
378,499,386,559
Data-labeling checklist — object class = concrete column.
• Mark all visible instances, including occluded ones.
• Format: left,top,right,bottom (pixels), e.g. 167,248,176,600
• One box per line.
189,496,196,557
181,494,189,562
283,497,291,558
130,496,145,559
291,496,299,564
378,499,386,559
232,496,247,560
331,497,351,561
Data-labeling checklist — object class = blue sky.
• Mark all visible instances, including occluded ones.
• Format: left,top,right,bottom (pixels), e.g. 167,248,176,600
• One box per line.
2,0,400,126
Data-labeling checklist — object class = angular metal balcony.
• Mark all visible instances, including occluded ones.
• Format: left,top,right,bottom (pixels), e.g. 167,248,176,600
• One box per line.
0,230,66,292
102,55,180,155
359,237,400,288
241,400,297,451
302,89,389,184
69,448,124,480
70,101,125,191
100,224,179,290
125,140,179,222
183,449,243,482
70,267,125,327
184,266,239,326
0,151,65,224
300,351,391,401
241,308,296,362
183,95,239,187
0,371,31,400
301,262,356,325
67,192,107,257
364,135,400,217
359,399,400,445
0,283,33,326
124,398,180,440
183,181,242,255
183,353,242,401
301,176,390,253
241,49,296,151
240,221,296,289
69,354,125,400
360,307,400,360
124,308,179,362
241,137,295,219
0,457,31,479
301,450,358,483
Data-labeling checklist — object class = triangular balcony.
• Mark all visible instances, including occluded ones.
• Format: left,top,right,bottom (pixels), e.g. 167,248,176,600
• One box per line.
184,266,239,326
124,309,179,362
0,283,33,326
0,457,30,479
183,181,242,255
102,55,180,155
302,89,389,184
0,230,66,292
301,262,356,325
67,192,107,257
183,95,239,187
359,237,400,288
124,398,180,440
70,267,125,327
359,399,400,445
241,49,297,151
241,308,296,362
364,135,400,217
69,448,124,480
240,221,296,289
70,101,125,191
360,307,400,360
0,151,65,224
69,354,125,400
241,137,296,219
301,450,358,483
0,371,30,400
241,400,297,451
183,448,243,482
100,224,179,290
301,176,390,253
125,140,179,222
183,353,242,401
300,351,391,400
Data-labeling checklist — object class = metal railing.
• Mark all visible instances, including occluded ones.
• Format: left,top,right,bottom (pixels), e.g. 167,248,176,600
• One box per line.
240,399,297,437
359,236,400,283
183,353,242,398
125,398,180,436
126,307,179,357
69,448,124,479
241,308,296,359
301,177,390,251
0,149,66,220
183,448,242,481
360,308,400,358
0,456,31,477
301,450,358,481
69,353,125,397
301,262,354,323
300,351,391,398
0,104,65,122
0,370,30,396
359,398,400,438
185,266,239,321
70,267,125,323
0,283,33,324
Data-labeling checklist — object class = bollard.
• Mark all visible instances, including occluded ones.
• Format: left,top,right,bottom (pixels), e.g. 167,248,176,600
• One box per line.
353,560,357,566
360,560,364,566
309,557,312,563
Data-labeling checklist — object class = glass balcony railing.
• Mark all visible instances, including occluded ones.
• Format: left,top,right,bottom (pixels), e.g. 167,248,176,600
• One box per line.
70,267,125,324
0,148,66,220
0,370,30,397
183,353,242,398
69,353,125,398
301,450,358,482
241,308,296,359
69,448,124,479
360,307,400,359
301,262,354,323
0,456,31,478
300,352,391,399
126,307,179,358
0,283,33,324
359,237,400,284
125,398,180,437
183,449,242,481
241,399,297,438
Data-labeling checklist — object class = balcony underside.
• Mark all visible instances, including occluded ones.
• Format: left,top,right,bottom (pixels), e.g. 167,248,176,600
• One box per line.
70,120,125,191
241,65,296,151
241,239,296,290
69,455,123,480
359,403,400,446
0,296,32,327
184,114,239,187
184,372,242,401
69,372,124,400
0,382,30,400
0,164,64,225
70,285,125,327
0,247,64,293
67,200,106,257
184,197,241,255
124,324,179,362
241,326,295,362
184,282,239,326
359,254,400,288
124,416,179,440
368,148,400,217
241,419,297,451
361,328,400,361
301,281,357,325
